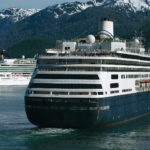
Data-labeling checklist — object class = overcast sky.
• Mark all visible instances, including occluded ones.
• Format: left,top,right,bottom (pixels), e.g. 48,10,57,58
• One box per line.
0,0,89,10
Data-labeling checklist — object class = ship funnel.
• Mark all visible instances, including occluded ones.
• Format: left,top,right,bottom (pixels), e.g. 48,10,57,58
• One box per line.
98,18,114,40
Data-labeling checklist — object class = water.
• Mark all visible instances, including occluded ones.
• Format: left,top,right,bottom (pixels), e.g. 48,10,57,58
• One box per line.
1,86,150,150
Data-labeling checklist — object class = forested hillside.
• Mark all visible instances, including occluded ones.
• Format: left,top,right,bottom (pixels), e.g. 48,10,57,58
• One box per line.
7,38,56,58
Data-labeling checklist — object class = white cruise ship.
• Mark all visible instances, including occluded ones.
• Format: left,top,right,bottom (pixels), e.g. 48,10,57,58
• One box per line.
25,18,150,128
0,51,36,85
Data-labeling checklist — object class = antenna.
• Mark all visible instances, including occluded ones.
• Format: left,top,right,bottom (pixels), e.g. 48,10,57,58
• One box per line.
134,30,137,38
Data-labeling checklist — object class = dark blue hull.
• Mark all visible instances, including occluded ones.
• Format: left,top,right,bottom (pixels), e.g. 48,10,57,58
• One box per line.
25,91,150,128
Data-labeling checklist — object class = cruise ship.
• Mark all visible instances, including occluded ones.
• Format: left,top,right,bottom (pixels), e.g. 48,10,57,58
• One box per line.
25,18,150,128
0,51,36,85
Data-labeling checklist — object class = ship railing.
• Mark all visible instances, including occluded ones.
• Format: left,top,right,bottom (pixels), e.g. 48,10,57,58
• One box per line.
144,52,150,56
39,48,150,58
39,49,118,57
122,48,150,57
27,88,104,96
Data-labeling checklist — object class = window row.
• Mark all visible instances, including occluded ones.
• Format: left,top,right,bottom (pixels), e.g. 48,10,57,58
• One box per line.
35,74,99,80
38,58,150,66
30,83,102,89
38,66,150,72
38,66,100,71
122,89,132,92
121,74,150,79
27,90,104,96
25,97,99,103
110,90,119,94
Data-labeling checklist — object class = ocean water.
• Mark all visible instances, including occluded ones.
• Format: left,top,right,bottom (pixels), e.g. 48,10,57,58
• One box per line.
1,86,150,150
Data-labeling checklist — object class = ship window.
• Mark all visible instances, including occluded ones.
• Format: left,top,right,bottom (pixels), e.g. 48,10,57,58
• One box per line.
98,92,103,95
121,75,126,79
122,89,132,92
111,74,118,79
110,90,119,94
0,74,5,77
34,91,50,94
91,92,97,95
65,47,70,50
110,83,119,88
27,90,32,94
70,92,89,95
30,83,102,89
35,74,99,80
53,92,68,95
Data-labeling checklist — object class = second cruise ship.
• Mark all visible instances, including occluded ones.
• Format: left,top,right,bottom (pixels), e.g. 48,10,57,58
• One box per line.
0,51,36,85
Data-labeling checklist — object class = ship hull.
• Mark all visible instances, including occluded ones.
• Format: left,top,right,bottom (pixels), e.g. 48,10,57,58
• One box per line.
25,91,150,128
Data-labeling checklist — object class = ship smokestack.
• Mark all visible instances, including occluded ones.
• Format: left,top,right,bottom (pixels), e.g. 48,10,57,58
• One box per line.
98,18,114,40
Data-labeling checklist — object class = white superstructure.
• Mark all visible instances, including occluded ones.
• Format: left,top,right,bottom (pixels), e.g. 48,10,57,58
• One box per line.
25,18,150,102
26,36,150,101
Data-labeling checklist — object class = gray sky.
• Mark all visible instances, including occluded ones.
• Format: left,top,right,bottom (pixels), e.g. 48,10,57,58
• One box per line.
0,0,89,10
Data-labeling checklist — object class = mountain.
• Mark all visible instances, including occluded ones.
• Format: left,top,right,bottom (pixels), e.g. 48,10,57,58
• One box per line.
106,0,150,11
32,0,150,20
1,0,150,50
0,8,40,48
0,8,41,23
